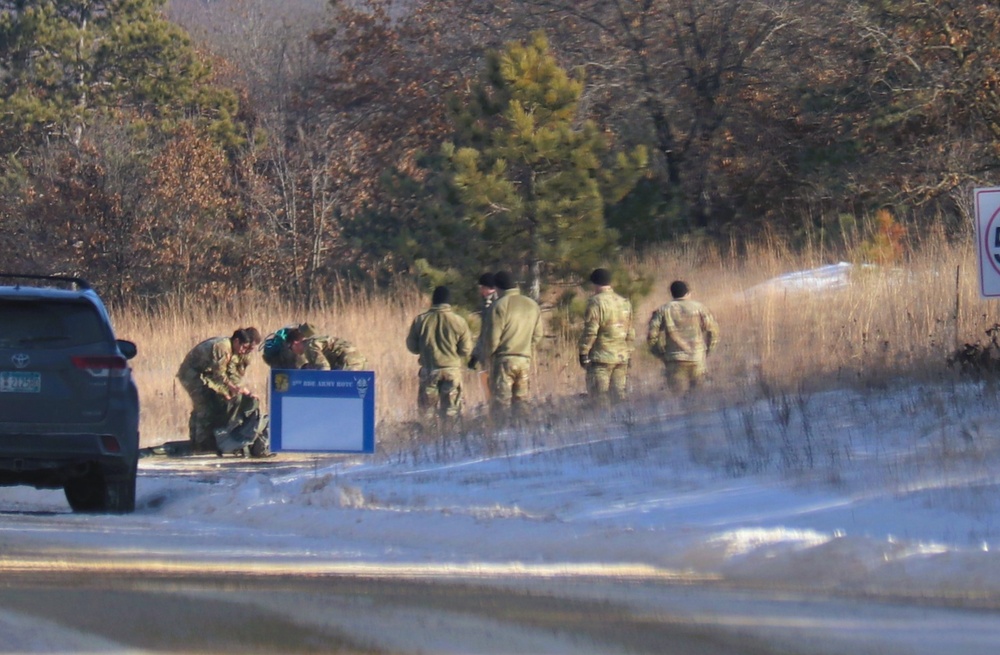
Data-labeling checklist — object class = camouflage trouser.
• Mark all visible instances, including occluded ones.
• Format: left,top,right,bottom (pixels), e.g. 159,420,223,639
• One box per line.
179,379,232,453
662,360,706,394
586,362,629,406
418,367,464,419
490,355,532,415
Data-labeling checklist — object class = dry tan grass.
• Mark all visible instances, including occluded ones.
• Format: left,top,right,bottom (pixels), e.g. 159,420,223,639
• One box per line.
112,233,989,449
113,284,427,447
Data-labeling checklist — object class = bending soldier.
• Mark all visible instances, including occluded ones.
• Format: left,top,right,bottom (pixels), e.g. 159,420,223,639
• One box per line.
264,323,368,372
262,324,313,370
302,335,367,371
227,327,261,381
177,328,261,453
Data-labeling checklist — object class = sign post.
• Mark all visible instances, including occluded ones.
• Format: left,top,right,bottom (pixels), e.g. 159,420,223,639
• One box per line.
975,187,1000,298
270,369,375,453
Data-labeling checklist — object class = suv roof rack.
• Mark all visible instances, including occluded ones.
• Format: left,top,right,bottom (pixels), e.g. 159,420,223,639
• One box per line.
0,273,92,290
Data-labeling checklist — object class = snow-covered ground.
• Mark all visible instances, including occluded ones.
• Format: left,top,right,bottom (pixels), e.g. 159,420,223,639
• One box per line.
3,379,1000,653
3,265,1000,653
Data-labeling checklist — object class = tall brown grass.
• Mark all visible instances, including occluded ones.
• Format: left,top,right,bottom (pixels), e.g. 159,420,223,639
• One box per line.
112,231,989,449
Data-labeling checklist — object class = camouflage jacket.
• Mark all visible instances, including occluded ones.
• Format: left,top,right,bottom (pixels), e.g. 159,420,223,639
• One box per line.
227,351,252,383
406,304,473,370
177,336,236,396
303,336,367,371
578,288,635,365
487,289,543,359
646,299,719,363
471,290,499,365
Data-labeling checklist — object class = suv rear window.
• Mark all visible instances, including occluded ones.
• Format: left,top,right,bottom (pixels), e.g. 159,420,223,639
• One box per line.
0,299,108,349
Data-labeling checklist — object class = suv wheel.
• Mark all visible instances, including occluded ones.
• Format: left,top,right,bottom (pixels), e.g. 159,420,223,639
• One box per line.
64,464,137,514
106,471,138,514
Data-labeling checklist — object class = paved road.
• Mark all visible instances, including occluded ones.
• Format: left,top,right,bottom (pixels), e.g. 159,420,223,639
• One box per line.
3,456,997,654
0,567,795,654
5,531,1000,654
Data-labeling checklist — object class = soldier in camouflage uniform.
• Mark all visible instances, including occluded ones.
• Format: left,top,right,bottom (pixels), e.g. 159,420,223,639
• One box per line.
227,327,261,381
646,280,719,393
468,272,498,372
302,335,368,371
578,269,635,406
261,323,317,370
265,323,367,371
264,326,310,370
406,286,473,421
486,271,544,417
177,328,261,453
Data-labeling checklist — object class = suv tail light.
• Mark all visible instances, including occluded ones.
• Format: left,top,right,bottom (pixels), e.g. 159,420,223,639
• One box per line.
71,355,130,378
101,435,122,453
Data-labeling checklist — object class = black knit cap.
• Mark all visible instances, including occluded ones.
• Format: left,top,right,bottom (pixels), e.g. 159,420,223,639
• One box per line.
494,271,516,290
589,268,612,286
478,272,496,288
432,286,451,305
669,280,689,299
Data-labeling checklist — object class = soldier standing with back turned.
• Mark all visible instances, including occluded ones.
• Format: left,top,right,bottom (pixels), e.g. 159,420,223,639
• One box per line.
486,271,544,418
406,286,473,422
578,268,635,406
647,280,719,393
468,272,498,373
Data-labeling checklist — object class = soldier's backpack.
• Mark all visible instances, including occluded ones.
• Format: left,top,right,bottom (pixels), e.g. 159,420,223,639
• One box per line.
261,328,290,368
214,396,272,458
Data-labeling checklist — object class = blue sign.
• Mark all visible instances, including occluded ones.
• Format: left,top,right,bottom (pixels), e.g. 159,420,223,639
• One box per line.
270,369,375,453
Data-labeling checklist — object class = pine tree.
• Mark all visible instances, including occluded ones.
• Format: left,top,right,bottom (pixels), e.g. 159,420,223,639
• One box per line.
0,0,248,298
0,0,236,151
445,31,646,298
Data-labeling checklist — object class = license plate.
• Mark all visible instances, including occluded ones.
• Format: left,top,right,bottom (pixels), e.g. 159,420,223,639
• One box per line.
0,371,41,393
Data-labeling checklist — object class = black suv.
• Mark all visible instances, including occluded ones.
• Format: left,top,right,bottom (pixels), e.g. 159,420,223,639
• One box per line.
0,274,139,513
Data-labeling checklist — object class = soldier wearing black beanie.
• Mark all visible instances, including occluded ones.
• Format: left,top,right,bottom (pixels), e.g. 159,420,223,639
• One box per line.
406,285,473,422
483,269,543,417
470,274,499,372
579,268,634,406
647,280,719,394
589,268,612,286
432,285,451,305
494,271,516,290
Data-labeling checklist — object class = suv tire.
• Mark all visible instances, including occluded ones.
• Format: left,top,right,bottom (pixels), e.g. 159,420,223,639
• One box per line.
64,462,137,514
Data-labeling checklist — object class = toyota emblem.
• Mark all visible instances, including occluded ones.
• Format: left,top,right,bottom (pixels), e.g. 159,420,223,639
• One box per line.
11,353,29,369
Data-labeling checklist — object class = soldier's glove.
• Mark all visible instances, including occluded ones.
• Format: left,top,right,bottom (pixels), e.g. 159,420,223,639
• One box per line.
578,353,590,368
467,356,478,370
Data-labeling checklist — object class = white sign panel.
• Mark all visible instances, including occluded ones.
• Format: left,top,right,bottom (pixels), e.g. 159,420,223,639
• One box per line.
975,187,1000,298
270,369,375,453
278,396,366,451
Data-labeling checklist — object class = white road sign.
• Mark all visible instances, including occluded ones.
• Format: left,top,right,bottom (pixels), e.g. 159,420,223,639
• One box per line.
975,187,1000,298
